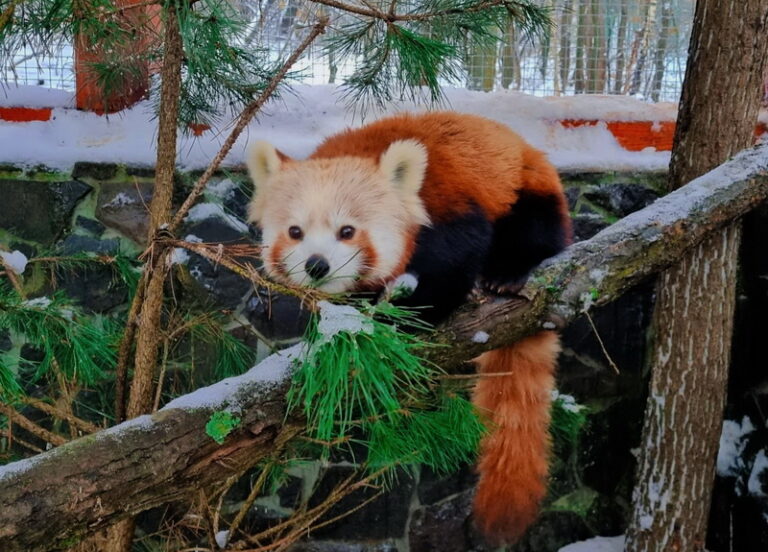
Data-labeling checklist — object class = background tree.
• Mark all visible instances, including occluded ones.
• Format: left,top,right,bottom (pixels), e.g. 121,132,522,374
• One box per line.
625,1,768,550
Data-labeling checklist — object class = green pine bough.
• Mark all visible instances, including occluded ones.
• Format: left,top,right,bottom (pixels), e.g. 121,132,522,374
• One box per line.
287,299,486,475
286,298,587,480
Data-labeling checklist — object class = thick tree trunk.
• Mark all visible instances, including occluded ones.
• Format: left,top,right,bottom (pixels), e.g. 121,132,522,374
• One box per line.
2,144,768,552
626,1,768,550
626,224,741,551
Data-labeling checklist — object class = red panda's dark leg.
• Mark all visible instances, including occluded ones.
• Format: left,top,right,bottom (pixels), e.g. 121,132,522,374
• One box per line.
481,191,570,293
396,205,492,324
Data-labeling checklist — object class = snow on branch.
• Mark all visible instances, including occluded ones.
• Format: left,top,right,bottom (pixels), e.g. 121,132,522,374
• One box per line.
2,144,768,551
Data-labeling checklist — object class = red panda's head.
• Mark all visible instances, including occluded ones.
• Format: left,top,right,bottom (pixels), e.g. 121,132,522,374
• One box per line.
246,140,430,294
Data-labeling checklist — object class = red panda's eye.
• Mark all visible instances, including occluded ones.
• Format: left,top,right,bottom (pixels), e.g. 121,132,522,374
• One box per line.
288,226,303,240
338,225,355,240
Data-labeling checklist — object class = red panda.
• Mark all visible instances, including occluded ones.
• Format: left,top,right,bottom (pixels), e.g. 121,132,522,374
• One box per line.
246,112,572,544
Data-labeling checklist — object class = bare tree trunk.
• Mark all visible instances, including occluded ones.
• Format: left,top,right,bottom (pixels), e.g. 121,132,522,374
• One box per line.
573,0,587,93
650,0,673,101
629,0,657,96
558,0,573,93
613,1,628,94
501,24,520,90
626,1,768,550
586,0,606,93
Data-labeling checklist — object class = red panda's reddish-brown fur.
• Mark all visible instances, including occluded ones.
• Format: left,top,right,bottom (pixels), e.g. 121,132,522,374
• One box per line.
473,332,560,542
311,112,569,224
249,112,571,543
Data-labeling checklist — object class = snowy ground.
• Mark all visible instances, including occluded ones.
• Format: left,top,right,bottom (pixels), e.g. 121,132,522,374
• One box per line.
558,535,625,552
0,84,673,172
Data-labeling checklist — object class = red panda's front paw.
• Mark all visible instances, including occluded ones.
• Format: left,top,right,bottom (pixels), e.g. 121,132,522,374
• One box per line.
479,275,529,296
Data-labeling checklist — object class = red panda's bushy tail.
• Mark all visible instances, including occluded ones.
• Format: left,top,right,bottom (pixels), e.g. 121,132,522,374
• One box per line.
472,331,559,544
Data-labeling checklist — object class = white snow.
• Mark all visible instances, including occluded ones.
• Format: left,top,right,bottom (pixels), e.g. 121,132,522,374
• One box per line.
558,536,625,552
185,202,249,233
747,449,768,497
22,296,52,308
551,390,584,413
0,84,672,172
169,247,190,265
215,530,230,548
206,178,239,201
184,234,203,243
717,416,755,477
472,331,490,344
0,250,28,275
0,84,74,108
161,343,300,411
316,301,374,342
103,192,137,207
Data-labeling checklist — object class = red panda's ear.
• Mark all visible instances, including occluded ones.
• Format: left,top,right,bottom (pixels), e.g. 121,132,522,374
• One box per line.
379,139,430,226
246,141,284,188
379,139,428,193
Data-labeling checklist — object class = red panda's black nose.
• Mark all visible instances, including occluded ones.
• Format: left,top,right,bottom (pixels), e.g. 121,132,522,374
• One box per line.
305,255,330,280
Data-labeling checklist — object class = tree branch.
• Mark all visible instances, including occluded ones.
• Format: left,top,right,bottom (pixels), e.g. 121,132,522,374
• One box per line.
1,143,768,551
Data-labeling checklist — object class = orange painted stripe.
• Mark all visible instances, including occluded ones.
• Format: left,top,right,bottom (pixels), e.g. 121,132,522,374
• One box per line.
559,119,676,151
0,107,52,122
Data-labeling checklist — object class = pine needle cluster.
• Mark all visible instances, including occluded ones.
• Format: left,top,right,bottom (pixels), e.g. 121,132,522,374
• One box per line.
326,0,552,109
0,282,119,401
288,300,486,476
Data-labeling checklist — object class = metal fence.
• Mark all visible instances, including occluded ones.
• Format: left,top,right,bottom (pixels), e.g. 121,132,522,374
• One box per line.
2,0,694,103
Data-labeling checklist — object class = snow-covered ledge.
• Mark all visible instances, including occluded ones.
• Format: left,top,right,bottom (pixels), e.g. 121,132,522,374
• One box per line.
2,143,768,552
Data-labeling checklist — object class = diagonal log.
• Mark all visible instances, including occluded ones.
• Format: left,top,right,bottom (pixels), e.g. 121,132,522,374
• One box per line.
1,143,768,552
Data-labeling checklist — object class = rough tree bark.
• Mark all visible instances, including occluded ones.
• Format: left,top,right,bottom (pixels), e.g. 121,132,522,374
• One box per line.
2,143,768,552
103,4,185,551
625,1,768,550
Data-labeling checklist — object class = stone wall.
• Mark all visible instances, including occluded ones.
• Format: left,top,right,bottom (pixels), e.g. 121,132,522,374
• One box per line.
0,162,765,551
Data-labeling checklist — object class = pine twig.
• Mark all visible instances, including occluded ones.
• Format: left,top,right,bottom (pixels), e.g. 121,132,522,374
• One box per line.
584,310,620,374
168,16,329,233
0,403,67,447
227,462,273,540
21,397,100,434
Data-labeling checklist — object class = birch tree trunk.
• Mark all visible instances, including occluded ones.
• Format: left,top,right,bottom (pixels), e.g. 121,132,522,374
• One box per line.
649,0,673,101
625,1,768,550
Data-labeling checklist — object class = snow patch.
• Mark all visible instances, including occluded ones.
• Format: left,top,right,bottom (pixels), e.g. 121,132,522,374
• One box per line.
717,416,755,477
747,449,768,497
185,234,204,243
316,301,374,343
0,84,672,172
215,530,230,548
206,178,239,201
185,203,249,233
0,453,45,483
472,331,490,344
161,343,300,411
103,192,137,208
1,250,28,275
22,296,52,308
0,84,74,108
558,535,625,552
170,248,190,265
552,390,584,413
